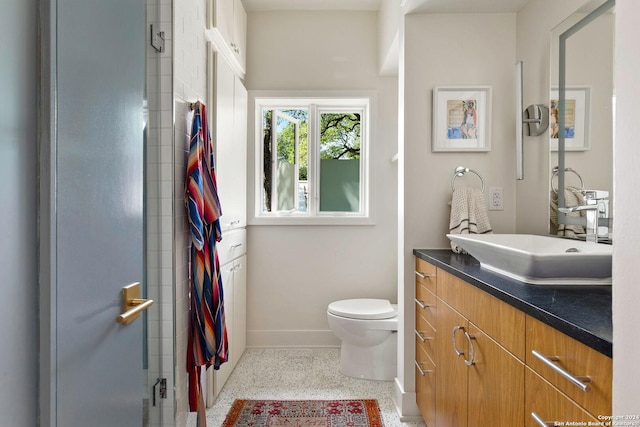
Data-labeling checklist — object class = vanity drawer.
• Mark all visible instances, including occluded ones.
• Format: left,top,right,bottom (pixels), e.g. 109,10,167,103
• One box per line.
217,227,246,266
415,308,436,359
415,282,436,329
415,258,436,294
526,315,612,417
415,345,436,427
525,367,597,426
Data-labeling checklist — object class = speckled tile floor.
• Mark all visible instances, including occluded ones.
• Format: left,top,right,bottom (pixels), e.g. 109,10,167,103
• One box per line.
199,347,426,427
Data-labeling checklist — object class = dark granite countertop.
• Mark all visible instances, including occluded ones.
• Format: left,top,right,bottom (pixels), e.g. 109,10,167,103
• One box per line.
413,249,612,358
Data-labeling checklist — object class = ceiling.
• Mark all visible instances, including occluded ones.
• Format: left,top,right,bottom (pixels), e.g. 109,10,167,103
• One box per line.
243,0,530,13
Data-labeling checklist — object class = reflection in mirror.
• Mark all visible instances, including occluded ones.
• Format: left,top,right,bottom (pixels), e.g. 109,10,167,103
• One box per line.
549,0,615,243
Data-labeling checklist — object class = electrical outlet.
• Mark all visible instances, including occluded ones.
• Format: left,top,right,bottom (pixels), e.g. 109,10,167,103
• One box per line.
489,186,504,211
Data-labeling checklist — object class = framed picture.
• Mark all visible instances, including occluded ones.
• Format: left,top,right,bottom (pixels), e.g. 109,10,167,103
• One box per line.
550,87,590,151
432,86,492,152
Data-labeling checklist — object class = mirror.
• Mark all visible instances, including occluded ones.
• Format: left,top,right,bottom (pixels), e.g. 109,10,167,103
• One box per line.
549,0,615,242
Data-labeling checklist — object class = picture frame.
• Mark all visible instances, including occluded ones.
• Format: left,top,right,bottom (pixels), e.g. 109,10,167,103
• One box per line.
550,87,590,151
432,86,492,152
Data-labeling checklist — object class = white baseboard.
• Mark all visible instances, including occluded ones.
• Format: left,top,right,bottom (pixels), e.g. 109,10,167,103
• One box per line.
247,329,341,348
393,377,422,422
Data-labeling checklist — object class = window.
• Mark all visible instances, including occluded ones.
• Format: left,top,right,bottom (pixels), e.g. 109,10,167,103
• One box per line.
253,96,371,224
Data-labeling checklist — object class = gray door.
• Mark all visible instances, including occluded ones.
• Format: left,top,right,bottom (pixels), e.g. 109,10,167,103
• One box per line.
0,0,39,425
39,0,147,426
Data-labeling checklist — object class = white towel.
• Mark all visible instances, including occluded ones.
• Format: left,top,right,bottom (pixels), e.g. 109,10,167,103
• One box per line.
449,187,493,253
550,186,586,238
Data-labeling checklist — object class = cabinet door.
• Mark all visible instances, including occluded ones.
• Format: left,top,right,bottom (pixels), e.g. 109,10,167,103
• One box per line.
212,0,234,47
232,76,247,227
467,324,525,427
232,255,247,367
213,53,245,231
212,261,235,398
435,299,468,427
232,0,246,72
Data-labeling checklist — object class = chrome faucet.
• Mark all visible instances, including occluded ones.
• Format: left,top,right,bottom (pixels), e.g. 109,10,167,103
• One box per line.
559,190,609,243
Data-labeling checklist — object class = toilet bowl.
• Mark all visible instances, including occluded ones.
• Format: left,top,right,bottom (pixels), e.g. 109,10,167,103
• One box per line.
327,298,398,381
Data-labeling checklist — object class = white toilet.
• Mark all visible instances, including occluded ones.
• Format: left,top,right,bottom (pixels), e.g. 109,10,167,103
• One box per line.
327,298,398,381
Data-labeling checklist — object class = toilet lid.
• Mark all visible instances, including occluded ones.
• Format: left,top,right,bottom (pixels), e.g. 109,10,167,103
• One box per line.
328,299,396,320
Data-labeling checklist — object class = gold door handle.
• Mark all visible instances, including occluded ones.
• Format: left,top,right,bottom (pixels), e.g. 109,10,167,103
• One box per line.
116,282,154,325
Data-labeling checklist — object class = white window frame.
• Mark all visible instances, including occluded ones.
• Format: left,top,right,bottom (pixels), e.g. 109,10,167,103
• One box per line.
249,91,375,226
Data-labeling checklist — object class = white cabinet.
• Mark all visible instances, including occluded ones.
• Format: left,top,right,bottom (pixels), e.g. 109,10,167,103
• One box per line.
231,0,247,72
207,229,247,404
211,51,247,232
205,37,248,406
207,0,247,77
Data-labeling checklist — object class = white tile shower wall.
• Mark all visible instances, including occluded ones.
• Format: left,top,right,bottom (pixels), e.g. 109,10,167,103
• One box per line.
146,0,174,426
174,0,208,425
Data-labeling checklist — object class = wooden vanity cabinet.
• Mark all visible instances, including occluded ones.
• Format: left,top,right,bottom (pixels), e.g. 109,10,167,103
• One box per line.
415,259,525,427
414,258,436,426
414,256,613,427
416,257,613,427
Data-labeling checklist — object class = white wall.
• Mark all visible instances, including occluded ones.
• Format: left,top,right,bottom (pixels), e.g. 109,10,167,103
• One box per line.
400,12,516,416
173,0,209,425
0,0,38,425
378,0,401,75
613,0,640,415
244,11,399,347
145,0,176,425
404,13,517,250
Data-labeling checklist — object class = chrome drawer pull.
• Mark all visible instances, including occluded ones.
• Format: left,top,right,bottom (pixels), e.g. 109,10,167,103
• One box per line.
531,412,554,426
414,360,434,376
451,326,465,357
414,270,434,279
531,350,591,392
464,332,476,366
414,298,433,309
415,329,433,342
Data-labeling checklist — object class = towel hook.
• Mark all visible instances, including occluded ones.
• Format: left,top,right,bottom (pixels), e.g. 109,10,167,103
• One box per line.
451,166,485,193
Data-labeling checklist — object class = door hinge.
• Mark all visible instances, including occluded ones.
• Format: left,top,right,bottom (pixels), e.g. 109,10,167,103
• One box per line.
152,378,168,406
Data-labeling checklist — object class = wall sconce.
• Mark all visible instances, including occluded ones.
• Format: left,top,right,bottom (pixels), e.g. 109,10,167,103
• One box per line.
515,61,550,180
523,104,549,136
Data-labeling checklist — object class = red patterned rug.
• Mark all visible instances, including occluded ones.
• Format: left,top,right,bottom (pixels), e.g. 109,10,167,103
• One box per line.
221,399,385,427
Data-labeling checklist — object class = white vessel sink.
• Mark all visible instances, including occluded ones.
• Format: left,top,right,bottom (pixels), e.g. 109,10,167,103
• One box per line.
446,234,612,285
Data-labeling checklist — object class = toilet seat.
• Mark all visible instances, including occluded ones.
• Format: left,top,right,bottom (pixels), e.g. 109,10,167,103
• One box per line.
327,299,396,320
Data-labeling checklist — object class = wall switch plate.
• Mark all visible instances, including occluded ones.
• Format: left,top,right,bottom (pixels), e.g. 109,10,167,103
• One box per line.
489,186,503,211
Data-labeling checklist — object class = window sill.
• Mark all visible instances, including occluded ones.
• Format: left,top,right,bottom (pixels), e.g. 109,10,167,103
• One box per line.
248,215,376,226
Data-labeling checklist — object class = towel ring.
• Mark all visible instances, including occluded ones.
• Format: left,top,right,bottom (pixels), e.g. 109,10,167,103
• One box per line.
551,166,584,194
451,166,485,193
